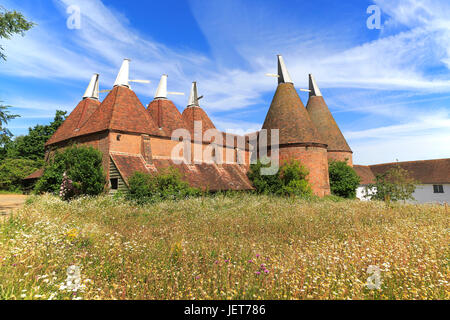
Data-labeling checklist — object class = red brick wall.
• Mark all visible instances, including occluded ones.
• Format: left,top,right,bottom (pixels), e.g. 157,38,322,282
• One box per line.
328,151,353,167
278,146,331,197
109,132,142,155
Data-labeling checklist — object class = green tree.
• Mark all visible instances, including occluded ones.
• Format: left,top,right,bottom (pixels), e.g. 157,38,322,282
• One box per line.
0,158,43,192
248,159,312,197
4,110,67,161
127,168,201,204
0,104,19,150
367,165,417,203
0,6,33,146
35,145,106,197
328,160,361,198
0,6,35,60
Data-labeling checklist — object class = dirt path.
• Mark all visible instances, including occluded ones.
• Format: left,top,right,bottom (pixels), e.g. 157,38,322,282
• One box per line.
0,195,28,220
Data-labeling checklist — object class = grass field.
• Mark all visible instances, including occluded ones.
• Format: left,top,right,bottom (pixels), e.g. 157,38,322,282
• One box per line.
0,194,448,300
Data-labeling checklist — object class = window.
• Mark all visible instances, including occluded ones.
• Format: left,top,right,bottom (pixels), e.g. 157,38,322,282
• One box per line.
116,134,121,141
433,185,444,194
110,178,119,190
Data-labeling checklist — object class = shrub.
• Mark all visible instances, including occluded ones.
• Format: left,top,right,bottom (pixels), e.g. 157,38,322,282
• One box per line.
0,158,43,192
126,168,201,204
367,165,417,203
248,159,312,197
328,160,361,199
34,145,106,198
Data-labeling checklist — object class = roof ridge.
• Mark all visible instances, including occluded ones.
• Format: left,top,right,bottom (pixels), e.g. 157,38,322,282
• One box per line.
369,158,450,167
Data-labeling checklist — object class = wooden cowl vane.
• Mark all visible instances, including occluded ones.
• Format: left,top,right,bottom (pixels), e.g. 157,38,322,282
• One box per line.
147,74,186,136
182,81,217,136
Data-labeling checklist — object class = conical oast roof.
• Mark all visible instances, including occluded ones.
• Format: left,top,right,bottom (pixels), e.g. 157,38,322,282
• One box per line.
46,98,100,146
46,74,101,146
182,81,216,136
182,106,216,136
262,83,325,146
306,75,352,152
76,86,166,137
147,99,186,136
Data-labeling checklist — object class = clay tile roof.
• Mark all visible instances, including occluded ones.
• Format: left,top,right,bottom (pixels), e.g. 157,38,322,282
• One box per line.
353,165,375,185
306,96,352,152
369,159,450,184
151,159,253,191
110,153,150,185
76,86,166,138
262,83,325,146
46,98,100,146
23,168,45,180
147,99,186,136
181,106,216,136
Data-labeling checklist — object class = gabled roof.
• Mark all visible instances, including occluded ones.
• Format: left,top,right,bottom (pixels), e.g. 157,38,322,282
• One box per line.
76,86,166,137
353,165,375,185
23,168,45,180
369,159,450,184
262,83,325,146
152,159,253,191
182,106,216,136
147,99,186,136
46,98,100,146
354,159,450,185
306,75,352,152
110,153,253,191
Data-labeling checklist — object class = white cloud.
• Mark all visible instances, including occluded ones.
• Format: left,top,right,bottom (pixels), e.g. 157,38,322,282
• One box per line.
2,0,449,163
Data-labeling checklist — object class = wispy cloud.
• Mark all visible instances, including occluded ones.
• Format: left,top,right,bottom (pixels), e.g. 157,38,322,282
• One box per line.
1,0,449,164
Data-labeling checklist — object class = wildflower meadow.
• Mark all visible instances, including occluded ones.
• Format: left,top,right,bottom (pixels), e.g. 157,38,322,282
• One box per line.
0,194,448,300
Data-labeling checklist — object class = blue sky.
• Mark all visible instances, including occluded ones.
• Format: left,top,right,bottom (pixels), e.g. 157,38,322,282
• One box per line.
1,0,449,165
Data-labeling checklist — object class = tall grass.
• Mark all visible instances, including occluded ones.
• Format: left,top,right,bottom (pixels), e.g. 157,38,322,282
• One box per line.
0,194,448,300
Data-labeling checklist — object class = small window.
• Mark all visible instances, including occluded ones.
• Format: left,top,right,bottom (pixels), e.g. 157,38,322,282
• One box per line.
110,178,119,190
116,134,121,141
433,185,444,194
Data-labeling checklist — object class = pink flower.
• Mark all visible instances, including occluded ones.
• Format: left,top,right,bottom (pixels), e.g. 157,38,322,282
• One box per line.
256,254,260,258
264,269,269,274
248,260,253,263
255,271,261,275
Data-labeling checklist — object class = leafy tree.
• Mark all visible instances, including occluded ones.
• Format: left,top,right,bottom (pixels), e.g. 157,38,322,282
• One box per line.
127,168,201,204
4,110,67,161
328,160,361,198
247,158,283,195
367,165,417,203
0,6,35,60
0,104,19,149
248,159,312,197
0,158,43,192
35,145,106,197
